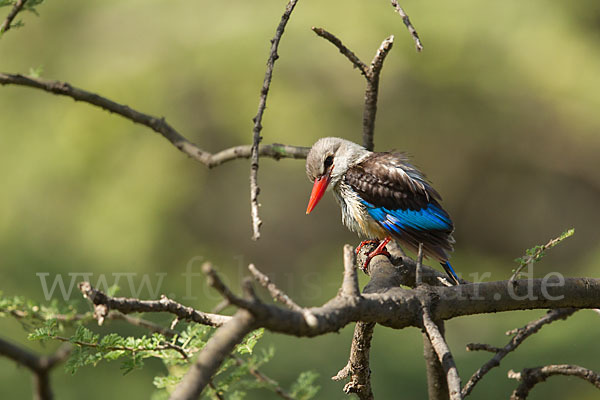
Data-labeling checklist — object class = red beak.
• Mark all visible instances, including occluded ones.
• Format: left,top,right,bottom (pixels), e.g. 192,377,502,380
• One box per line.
306,173,332,214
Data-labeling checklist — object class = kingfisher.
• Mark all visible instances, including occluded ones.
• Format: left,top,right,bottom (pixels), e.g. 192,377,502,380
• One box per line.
305,137,460,285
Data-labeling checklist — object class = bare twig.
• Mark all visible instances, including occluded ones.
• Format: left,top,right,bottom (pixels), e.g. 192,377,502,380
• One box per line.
0,0,27,35
422,305,462,399
423,323,450,400
248,264,302,311
311,27,369,75
232,355,294,400
78,281,231,327
341,244,360,297
108,311,178,338
0,337,71,400
462,308,577,397
416,242,424,286
250,0,300,241
390,0,423,51
332,322,375,400
248,264,318,328
508,364,600,400
0,73,308,167
170,310,257,400
312,28,394,151
202,264,257,311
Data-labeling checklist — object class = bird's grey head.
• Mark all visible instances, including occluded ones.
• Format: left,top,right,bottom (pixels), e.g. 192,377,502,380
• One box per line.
305,137,369,186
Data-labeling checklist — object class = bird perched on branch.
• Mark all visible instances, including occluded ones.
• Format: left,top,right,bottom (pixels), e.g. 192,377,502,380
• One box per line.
305,137,459,285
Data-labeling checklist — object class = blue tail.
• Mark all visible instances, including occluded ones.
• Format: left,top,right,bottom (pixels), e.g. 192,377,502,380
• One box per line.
440,261,460,285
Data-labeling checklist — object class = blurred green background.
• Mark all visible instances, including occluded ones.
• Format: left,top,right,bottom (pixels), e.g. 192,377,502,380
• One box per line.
1,0,600,398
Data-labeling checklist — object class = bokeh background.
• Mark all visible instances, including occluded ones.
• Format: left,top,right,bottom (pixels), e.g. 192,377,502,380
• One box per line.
1,0,600,398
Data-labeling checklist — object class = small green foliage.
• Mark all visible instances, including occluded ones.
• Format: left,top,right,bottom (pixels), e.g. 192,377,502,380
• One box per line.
512,228,575,279
3,291,319,398
290,371,321,400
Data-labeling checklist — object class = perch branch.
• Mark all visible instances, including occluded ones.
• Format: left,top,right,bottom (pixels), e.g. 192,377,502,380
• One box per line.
249,0,300,240
0,73,308,168
390,0,423,51
508,364,600,400
462,308,577,397
0,0,27,35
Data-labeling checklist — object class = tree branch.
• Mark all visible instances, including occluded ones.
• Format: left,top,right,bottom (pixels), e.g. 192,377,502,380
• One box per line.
0,337,71,400
78,281,231,327
462,308,577,397
390,0,423,52
169,310,257,400
508,364,600,400
421,305,462,399
0,73,308,167
423,325,450,400
0,0,27,35
311,28,394,151
249,0,300,241
333,322,375,400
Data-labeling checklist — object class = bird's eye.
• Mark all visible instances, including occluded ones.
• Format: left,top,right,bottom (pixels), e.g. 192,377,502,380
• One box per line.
324,155,334,169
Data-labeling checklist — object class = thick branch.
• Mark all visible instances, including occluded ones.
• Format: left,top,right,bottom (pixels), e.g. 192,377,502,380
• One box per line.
0,73,308,168
170,310,257,400
508,364,600,400
333,322,375,400
0,0,27,34
249,0,300,240
78,281,231,327
462,308,577,397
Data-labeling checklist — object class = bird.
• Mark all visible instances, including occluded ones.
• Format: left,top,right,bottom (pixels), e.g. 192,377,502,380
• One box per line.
305,137,460,285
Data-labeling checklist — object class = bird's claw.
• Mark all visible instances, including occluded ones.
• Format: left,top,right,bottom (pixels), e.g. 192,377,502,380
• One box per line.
355,240,379,255
357,237,392,272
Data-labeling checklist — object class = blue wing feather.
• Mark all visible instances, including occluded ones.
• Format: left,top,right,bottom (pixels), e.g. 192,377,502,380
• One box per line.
361,200,452,232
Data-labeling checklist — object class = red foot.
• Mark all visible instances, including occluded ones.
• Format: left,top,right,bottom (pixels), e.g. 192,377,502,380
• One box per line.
355,240,379,255
361,237,392,271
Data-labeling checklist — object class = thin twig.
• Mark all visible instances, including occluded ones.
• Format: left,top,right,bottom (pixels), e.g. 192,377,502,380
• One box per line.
416,242,424,286
423,323,450,400
248,264,318,328
250,0,300,241
508,364,600,400
0,73,308,167
248,264,302,311
78,281,231,327
311,27,369,75
462,308,577,397
52,335,188,359
422,305,462,399
232,355,294,400
311,28,394,151
202,264,257,311
390,0,423,52
0,0,27,35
